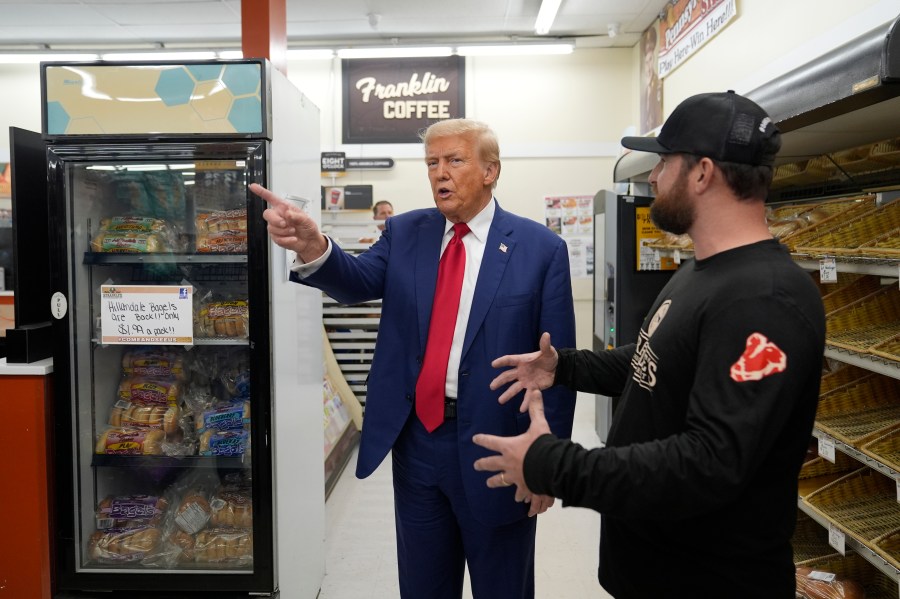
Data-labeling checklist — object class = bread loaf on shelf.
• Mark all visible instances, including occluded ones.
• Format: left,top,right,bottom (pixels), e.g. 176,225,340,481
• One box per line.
88,526,162,563
96,495,168,529
174,490,212,534
209,490,253,528
109,403,180,435
795,566,866,599
193,528,253,563
95,428,165,455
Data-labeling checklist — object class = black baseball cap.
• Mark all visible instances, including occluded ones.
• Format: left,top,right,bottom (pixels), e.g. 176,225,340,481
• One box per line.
621,91,780,166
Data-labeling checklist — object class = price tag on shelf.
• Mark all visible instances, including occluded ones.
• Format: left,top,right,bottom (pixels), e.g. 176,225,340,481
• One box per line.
819,258,837,283
818,437,836,464
828,523,846,556
896,479,900,503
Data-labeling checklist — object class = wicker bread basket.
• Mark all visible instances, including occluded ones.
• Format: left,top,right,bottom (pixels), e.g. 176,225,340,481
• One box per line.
869,333,900,363
798,451,859,498
860,427,900,475
826,286,900,353
869,137,900,165
820,275,883,315
803,468,900,546
871,527,900,572
782,195,877,251
772,157,837,188
792,512,834,564
794,198,900,257
814,373,900,446
858,228,900,258
819,364,874,395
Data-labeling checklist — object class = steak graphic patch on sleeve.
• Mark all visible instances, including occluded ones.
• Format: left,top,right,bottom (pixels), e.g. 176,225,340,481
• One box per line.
729,333,787,382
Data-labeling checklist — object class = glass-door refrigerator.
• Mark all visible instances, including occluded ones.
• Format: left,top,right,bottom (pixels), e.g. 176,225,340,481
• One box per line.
40,59,324,598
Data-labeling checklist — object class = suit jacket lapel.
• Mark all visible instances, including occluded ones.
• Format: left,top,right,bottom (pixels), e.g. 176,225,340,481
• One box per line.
462,203,515,360
415,210,447,355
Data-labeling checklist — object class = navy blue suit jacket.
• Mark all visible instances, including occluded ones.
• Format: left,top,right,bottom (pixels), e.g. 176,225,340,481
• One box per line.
295,200,576,525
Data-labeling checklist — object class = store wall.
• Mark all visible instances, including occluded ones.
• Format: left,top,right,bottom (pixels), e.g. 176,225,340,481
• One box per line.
0,64,42,161
658,0,898,119
286,49,635,350
1,0,897,351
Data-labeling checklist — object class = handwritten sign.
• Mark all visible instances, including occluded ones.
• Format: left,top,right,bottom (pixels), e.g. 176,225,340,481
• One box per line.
100,285,193,345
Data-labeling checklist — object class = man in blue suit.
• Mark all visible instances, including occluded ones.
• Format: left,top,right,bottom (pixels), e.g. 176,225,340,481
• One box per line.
250,118,575,599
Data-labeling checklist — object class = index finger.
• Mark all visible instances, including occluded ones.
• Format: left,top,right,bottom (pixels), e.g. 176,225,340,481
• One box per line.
491,354,520,369
472,433,506,454
249,183,289,208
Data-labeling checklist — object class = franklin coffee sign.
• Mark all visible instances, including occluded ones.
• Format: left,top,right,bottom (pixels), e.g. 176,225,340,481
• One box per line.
342,56,465,144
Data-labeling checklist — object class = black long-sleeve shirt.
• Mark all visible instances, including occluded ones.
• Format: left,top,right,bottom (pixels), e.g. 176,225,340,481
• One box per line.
523,239,825,598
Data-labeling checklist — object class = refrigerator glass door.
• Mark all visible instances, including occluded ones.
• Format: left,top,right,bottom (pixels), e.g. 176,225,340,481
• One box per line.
50,142,273,592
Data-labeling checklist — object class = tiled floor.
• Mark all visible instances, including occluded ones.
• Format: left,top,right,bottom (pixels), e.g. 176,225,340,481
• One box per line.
320,393,614,598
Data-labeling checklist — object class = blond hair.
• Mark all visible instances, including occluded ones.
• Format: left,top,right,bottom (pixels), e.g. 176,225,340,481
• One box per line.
421,118,501,189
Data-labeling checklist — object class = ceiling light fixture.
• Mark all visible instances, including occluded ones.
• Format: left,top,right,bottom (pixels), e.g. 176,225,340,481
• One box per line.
337,46,453,59
286,48,335,60
607,22,620,38
218,50,244,59
100,50,217,61
0,52,99,64
534,0,564,35
456,43,573,56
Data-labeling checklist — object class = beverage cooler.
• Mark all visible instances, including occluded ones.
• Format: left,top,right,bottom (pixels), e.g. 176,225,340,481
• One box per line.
35,59,324,598
593,190,675,441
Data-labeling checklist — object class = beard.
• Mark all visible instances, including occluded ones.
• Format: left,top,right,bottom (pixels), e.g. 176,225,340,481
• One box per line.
650,168,695,235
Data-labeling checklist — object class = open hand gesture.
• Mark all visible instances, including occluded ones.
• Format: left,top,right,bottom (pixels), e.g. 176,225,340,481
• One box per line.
490,332,559,411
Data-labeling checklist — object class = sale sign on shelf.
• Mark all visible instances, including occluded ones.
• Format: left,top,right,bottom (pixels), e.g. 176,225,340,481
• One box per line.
100,285,194,345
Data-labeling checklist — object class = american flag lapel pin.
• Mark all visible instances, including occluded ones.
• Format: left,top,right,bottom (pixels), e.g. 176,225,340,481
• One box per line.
499,243,508,253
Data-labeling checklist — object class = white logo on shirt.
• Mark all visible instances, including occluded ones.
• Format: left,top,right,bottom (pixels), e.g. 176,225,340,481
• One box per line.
631,300,671,391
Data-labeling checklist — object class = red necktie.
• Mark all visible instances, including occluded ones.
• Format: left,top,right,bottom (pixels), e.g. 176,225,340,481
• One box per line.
416,222,470,432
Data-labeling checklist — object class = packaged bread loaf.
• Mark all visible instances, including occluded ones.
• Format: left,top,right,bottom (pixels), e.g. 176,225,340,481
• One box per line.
795,566,866,599
95,428,165,455
90,231,167,253
91,215,180,253
193,527,253,564
195,300,249,338
99,216,170,233
209,490,253,528
196,208,247,234
175,490,212,534
121,348,187,380
199,429,250,457
118,377,182,406
88,526,162,563
109,402,180,434
195,401,250,434
768,218,806,240
169,529,196,562
196,208,248,253
96,495,168,529
196,229,248,253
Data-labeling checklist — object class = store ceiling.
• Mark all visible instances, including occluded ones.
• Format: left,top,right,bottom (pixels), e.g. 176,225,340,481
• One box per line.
0,0,671,51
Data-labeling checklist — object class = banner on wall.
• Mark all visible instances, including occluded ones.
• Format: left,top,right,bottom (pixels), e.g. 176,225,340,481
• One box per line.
657,0,737,79
342,56,465,144
544,195,594,279
640,22,663,134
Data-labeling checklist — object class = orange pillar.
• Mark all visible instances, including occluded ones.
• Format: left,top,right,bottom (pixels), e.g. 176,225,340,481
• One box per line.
241,0,288,75
1,375,54,599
